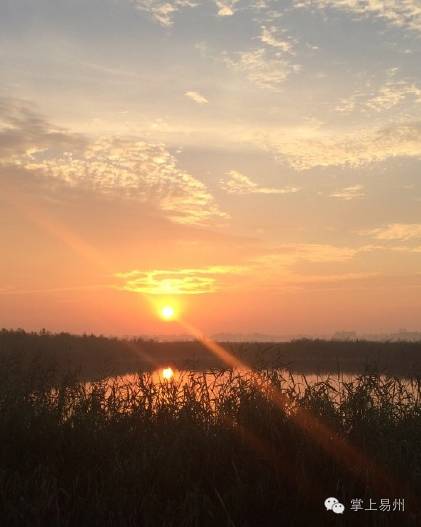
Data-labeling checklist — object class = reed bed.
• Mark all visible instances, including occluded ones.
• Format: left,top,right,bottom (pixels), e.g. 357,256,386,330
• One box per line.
0,355,420,526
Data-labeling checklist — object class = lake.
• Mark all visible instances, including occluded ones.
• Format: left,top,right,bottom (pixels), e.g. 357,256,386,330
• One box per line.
87,367,421,406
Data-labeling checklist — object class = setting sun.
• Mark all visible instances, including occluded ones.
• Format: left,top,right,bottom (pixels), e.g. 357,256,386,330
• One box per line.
161,305,175,321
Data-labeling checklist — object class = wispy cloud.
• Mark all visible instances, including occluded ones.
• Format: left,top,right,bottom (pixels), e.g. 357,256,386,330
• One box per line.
363,223,421,241
130,0,242,24
130,0,198,27
240,243,381,291
0,96,84,159
0,98,226,226
116,265,245,295
367,82,421,111
329,184,365,200
259,25,294,53
336,79,421,114
294,0,421,34
221,170,300,195
215,0,239,16
0,284,111,296
222,48,297,91
257,243,360,265
262,121,421,170
280,271,379,286
116,245,368,296
24,137,226,225
185,91,209,104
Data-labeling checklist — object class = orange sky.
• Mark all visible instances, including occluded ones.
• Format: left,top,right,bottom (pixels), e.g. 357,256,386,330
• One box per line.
1,0,421,336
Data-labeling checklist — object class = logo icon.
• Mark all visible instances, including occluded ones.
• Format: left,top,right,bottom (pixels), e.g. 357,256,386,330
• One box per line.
332,503,345,514
324,497,345,514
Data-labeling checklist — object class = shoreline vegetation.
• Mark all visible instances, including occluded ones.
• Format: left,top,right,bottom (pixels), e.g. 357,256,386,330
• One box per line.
1,329,421,379
0,348,421,527
0,343,420,525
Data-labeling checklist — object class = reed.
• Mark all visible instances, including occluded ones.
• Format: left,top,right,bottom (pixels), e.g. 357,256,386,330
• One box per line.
0,354,420,526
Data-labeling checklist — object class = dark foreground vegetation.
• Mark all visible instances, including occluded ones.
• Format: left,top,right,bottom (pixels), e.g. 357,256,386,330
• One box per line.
0,350,420,526
1,329,421,377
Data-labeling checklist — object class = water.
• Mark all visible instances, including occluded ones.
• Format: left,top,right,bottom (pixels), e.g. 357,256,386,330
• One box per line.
90,367,421,404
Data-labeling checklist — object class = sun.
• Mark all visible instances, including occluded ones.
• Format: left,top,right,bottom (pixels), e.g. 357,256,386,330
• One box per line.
154,299,182,321
161,305,175,321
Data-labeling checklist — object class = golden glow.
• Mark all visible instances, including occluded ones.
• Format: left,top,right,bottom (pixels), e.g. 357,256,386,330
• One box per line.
162,367,174,380
116,266,243,295
150,297,183,324
161,305,175,320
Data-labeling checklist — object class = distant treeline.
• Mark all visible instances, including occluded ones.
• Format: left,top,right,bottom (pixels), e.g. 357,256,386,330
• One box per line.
1,328,421,378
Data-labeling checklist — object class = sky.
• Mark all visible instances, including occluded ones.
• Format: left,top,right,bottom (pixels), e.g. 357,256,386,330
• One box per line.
1,0,421,336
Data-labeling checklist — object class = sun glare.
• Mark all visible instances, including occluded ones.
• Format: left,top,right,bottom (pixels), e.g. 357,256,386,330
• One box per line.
162,367,174,380
161,305,175,320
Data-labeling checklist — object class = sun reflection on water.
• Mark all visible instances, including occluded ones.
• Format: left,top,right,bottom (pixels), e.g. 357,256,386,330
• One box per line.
162,367,174,380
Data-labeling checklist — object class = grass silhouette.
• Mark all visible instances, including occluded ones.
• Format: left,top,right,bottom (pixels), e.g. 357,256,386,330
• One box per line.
0,346,420,526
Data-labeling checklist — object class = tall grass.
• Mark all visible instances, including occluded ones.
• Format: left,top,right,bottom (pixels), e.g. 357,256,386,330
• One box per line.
0,355,420,526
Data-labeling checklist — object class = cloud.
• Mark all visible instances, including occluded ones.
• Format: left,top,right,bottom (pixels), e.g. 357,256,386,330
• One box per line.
23,137,226,225
329,184,365,200
217,10,298,89
243,243,380,290
116,243,391,296
262,121,421,170
363,224,421,241
222,48,297,90
257,243,359,265
0,96,85,159
259,25,294,53
221,170,300,194
281,271,379,286
130,0,198,27
116,245,364,296
116,265,244,294
130,0,241,24
336,79,421,114
367,82,421,111
0,284,111,296
294,0,421,34
0,97,226,226
258,270,382,292
184,91,209,104
215,0,239,16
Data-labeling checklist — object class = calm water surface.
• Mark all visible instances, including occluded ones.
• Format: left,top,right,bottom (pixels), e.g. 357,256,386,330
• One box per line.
89,367,421,402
